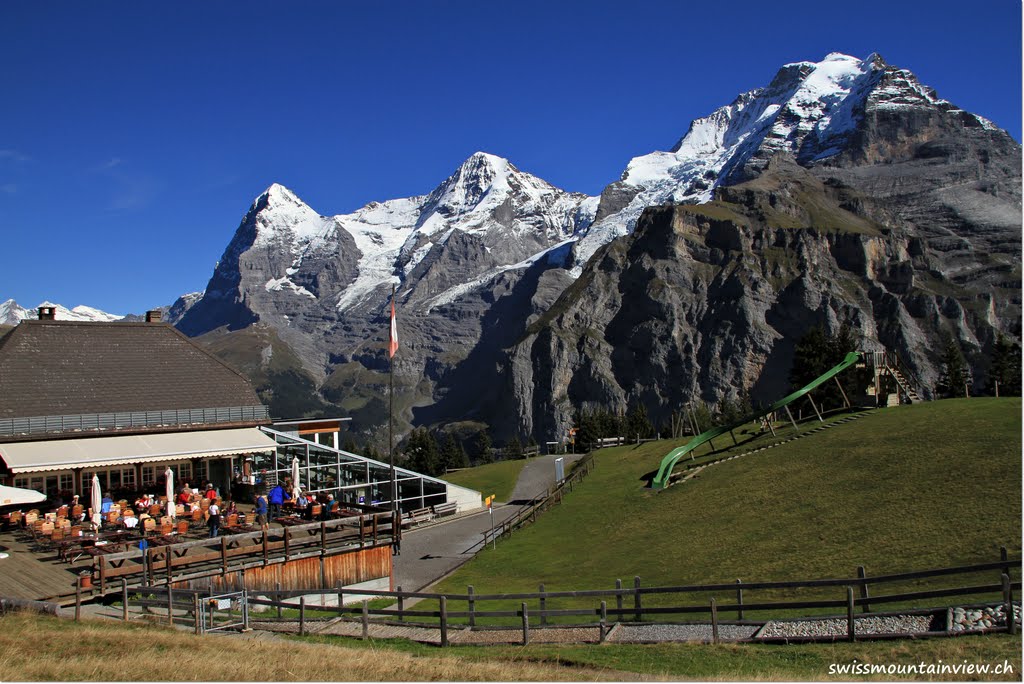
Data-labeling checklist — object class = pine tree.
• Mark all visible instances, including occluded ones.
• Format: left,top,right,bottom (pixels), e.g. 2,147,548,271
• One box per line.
625,402,654,439
439,433,469,471
473,429,493,465
936,337,971,398
503,436,524,460
404,428,440,476
986,335,1021,397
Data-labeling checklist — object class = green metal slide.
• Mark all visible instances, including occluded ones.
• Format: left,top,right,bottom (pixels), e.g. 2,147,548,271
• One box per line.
651,351,863,489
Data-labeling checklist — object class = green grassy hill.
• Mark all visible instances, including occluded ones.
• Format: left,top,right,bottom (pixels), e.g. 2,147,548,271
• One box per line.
443,459,527,503
435,399,1021,607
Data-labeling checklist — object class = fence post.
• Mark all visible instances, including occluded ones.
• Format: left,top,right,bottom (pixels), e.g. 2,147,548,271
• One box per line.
362,599,369,640
735,579,743,621
299,596,306,636
440,596,449,647
194,593,201,635
220,536,228,576
599,601,607,643
122,579,129,622
1002,574,1015,636
75,577,82,622
710,598,719,644
521,602,530,645
539,583,547,626
167,584,174,627
276,581,282,619
467,585,475,627
857,566,870,613
242,589,250,632
616,579,623,617
634,576,642,622
1001,547,1010,578
846,586,856,641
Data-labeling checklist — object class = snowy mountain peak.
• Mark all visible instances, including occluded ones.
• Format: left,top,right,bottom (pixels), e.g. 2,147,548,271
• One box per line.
1,298,123,324
247,183,332,250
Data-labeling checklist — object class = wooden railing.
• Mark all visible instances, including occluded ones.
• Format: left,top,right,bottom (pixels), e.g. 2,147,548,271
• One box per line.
92,511,397,593
107,551,1021,645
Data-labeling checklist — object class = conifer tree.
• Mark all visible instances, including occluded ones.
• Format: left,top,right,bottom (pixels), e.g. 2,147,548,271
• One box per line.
985,335,1021,397
936,336,971,398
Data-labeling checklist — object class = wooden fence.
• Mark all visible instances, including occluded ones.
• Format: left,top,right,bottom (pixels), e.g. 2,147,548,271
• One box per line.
481,452,596,547
103,550,1021,645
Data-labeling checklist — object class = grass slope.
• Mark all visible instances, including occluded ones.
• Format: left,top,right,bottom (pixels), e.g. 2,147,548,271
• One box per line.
443,459,527,503
434,399,1021,606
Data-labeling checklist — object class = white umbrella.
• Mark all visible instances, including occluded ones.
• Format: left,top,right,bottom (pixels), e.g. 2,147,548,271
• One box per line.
0,484,46,507
165,467,175,520
291,457,301,500
90,474,102,528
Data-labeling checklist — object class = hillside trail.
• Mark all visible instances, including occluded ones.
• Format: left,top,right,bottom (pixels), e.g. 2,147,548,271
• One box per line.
392,452,584,593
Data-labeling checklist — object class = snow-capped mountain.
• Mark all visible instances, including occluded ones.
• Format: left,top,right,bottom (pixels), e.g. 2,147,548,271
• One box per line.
179,151,595,339
0,299,123,325
569,52,1009,269
176,52,1020,443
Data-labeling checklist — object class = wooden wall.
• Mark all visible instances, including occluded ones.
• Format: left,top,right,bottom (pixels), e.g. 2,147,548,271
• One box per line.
178,545,392,593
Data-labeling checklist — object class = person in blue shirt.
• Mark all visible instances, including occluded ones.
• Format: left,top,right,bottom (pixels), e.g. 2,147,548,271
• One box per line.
100,495,113,515
268,483,289,519
254,493,269,530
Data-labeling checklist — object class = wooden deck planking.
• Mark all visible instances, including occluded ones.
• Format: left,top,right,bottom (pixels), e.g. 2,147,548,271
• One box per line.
0,531,94,603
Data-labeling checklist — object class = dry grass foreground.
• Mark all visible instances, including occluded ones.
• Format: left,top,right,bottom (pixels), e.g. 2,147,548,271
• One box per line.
0,611,647,682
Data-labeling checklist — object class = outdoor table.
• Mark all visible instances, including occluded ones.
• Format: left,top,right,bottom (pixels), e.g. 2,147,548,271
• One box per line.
84,540,134,567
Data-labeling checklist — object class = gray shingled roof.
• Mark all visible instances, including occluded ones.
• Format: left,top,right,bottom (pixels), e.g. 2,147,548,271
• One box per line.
0,320,263,419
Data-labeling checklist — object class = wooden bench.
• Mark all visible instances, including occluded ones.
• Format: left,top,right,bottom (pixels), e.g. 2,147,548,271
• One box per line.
403,507,433,527
432,502,458,517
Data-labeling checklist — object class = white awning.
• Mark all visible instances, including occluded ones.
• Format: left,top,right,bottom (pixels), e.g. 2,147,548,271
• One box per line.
0,428,279,474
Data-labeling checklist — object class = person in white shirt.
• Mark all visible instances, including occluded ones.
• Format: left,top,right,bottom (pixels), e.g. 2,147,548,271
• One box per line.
207,502,221,538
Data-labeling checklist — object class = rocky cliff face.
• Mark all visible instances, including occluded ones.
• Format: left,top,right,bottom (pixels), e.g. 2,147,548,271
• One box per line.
504,153,1020,442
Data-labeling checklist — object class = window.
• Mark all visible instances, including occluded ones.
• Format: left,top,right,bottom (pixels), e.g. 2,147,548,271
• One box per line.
141,466,155,487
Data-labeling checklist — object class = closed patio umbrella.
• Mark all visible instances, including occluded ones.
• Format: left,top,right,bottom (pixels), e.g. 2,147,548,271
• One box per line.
165,467,175,520
291,457,301,500
90,474,102,528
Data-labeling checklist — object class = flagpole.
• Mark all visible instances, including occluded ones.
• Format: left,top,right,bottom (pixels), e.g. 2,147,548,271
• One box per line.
388,285,397,527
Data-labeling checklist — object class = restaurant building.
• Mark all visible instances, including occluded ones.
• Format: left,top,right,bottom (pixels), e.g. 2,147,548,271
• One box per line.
0,308,479,515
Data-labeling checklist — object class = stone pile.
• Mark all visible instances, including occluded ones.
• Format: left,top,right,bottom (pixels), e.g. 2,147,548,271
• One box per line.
949,603,1021,632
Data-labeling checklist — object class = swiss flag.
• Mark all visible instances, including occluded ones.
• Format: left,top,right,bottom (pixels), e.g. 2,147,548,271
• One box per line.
388,294,399,358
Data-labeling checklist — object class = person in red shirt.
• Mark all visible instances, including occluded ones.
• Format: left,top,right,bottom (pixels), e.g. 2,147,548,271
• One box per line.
204,484,217,500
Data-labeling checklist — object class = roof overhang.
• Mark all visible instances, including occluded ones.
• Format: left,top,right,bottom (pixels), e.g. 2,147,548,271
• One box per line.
0,427,279,474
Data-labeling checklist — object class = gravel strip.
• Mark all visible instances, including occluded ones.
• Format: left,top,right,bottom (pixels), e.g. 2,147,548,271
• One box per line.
758,614,933,638
611,623,760,642
450,627,601,644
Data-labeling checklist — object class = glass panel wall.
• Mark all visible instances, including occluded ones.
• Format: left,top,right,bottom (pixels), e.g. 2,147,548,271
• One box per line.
260,427,462,513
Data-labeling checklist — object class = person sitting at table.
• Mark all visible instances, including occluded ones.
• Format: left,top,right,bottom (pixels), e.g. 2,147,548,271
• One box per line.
204,483,218,501
100,495,113,515
321,493,335,521
176,486,191,507
222,499,238,518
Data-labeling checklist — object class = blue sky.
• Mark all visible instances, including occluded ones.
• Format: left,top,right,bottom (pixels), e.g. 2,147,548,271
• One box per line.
2,0,1020,315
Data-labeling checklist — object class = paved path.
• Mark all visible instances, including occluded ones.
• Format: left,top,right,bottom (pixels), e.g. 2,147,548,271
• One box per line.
393,453,583,592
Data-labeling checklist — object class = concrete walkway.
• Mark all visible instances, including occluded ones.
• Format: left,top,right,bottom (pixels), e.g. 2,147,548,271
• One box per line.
393,453,583,592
